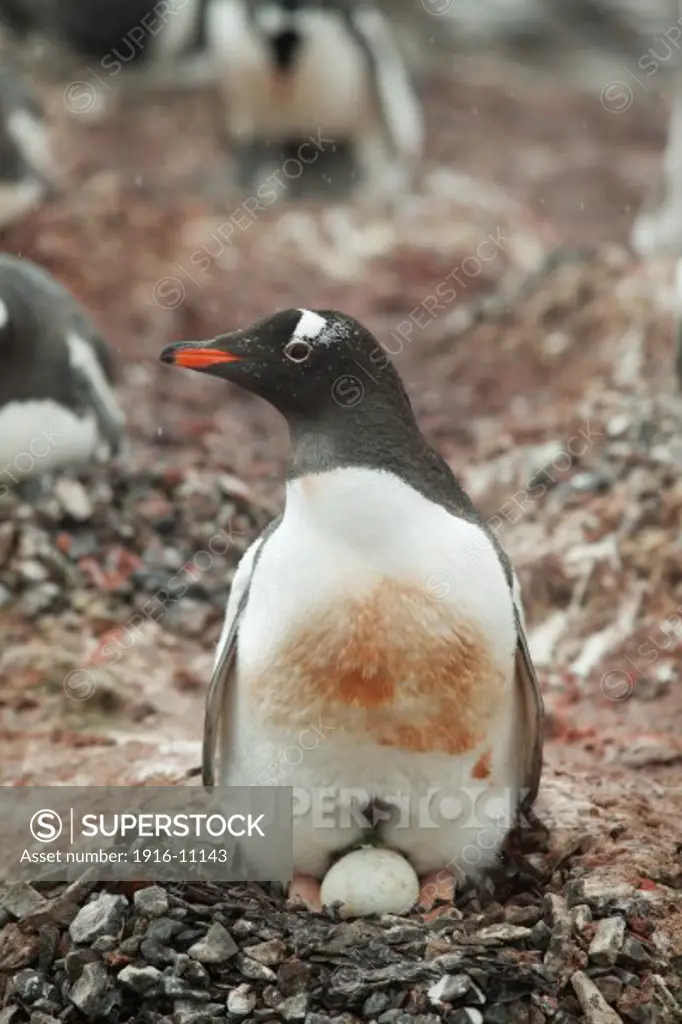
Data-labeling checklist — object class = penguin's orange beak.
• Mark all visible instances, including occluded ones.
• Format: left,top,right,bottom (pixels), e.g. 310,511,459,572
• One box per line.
160,343,242,369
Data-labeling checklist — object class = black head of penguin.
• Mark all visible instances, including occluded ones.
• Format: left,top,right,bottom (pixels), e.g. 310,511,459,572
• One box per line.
160,307,479,498
250,0,308,72
160,308,413,424
271,28,302,71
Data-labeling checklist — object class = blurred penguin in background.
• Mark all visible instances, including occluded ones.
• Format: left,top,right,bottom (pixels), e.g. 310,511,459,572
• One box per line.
0,255,125,495
206,0,424,201
0,66,56,226
0,0,216,101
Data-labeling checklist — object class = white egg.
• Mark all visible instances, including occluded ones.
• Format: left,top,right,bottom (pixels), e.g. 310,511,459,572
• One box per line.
320,847,420,919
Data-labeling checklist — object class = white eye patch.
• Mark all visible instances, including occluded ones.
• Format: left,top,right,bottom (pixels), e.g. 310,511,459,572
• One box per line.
294,308,327,343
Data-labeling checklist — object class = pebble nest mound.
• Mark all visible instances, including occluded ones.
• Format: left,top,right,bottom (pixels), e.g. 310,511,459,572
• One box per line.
0,859,678,1024
0,25,681,1024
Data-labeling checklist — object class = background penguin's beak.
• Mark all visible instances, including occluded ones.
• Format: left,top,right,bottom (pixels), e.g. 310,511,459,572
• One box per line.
160,340,242,370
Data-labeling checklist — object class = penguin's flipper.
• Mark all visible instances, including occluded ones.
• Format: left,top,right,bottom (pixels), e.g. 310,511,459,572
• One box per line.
350,5,424,165
202,588,245,791
513,607,544,814
66,331,125,453
202,517,281,791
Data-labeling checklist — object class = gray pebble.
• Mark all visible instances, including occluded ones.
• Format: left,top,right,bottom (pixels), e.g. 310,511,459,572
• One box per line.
140,937,178,967
588,917,626,966
530,921,552,951
163,598,212,637
10,971,56,1005
429,973,476,1004
619,936,652,965
362,991,389,1017
565,881,636,914
570,905,592,934
245,938,286,966
117,936,142,957
0,883,47,919
118,964,163,995
134,886,170,918
146,916,186,943
227,983,257,1016
175,953,210,986
544,894,571,930
90,935,117,954
474,924,531,946
37,925,60,972
68,962,112,1019
262,984,283,1008
19,584,60,617
280,993,309,1020
64,949,99,983
571,971,624,1024
69,893,127,944
232,918,258,938
237,954,277,982
161,973,211,1001
17,559,48,583
188,921,238,963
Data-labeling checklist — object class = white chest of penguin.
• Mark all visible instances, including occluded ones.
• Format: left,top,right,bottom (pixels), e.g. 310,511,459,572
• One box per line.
0,399,100,476
224,468,519,789
209,4,376,136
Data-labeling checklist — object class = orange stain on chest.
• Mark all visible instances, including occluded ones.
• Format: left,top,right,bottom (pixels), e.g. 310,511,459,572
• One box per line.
472,751,492,779
248,579,508,757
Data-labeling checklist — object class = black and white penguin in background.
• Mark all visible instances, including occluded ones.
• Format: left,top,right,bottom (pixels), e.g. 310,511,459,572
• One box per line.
0,0,215,98
0,66,57,226
0,254,125,493
205,0,424,201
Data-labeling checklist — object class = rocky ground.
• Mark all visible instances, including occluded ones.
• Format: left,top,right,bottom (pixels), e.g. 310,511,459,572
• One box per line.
0,33,680,1024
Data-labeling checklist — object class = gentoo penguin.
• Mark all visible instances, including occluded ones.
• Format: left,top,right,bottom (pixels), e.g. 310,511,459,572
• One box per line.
0,255,125,490
205,0,424,199
160,309,544,914
0,67,56,226
0,1,213,91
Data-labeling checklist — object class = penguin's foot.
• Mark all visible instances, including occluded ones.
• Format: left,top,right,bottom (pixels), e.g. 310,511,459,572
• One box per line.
287,873,322,912
416,868,456,920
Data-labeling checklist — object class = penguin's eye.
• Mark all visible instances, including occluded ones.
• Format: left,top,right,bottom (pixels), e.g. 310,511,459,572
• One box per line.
284,339,312,364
